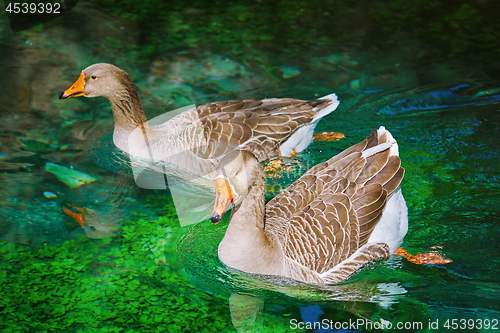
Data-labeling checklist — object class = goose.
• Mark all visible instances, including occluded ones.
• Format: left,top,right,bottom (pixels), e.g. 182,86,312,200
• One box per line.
210,126,409,284
59,63,340,179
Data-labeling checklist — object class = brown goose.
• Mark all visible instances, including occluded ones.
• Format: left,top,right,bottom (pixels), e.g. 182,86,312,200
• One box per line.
59,63,339,178
211,126,408,284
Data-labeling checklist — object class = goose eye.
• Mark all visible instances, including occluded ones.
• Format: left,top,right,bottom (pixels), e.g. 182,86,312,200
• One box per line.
91,75,96,80
90,226,96,231
234,171,239,177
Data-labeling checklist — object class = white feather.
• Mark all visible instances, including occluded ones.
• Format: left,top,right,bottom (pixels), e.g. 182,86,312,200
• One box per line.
280,93,339,156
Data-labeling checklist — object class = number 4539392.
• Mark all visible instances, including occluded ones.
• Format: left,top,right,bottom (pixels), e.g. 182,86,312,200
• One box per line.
444,319,498,330
6,2,61,14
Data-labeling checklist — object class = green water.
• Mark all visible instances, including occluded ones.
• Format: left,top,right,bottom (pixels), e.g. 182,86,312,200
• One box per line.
1,0,500,332
177,87,500,332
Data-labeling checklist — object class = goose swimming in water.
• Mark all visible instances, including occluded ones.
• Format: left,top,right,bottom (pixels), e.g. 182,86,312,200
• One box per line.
211,126,409,284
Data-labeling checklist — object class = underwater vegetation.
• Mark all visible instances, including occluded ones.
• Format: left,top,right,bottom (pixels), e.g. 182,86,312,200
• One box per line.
85,0,500,66
374,0,500,54
0,195,234,333
86,0,352,64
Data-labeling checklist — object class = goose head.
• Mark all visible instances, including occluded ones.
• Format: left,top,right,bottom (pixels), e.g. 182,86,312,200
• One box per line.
59,63,133,100
211,150,261,224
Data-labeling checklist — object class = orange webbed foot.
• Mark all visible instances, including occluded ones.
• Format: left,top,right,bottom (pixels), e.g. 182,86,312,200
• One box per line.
396,248,452,265
63,207,85,227
263,159,283,172
313,132,346,142
263,158,300,179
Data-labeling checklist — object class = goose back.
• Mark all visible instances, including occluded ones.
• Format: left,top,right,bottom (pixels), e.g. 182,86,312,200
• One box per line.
263,127,406,283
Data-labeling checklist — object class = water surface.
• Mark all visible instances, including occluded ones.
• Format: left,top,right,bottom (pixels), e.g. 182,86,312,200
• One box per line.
1,1,499,332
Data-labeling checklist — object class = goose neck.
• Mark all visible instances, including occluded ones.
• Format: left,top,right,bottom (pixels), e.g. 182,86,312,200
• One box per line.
218,169,282,274
108,84,151,153
109,86,147,131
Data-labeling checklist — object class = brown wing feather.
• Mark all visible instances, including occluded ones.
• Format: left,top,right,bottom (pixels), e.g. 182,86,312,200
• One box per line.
266,173,362,274
323,243,390,284
365,130,379,149
383,167,405,196
350,183,387,246
356,149,391,185
305,141,368,176
264,128,404,278
197,98,335,162
365,155,400,187
196,100,263,118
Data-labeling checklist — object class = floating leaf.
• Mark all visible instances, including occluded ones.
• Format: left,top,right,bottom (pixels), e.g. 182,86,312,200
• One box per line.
44,163,97,188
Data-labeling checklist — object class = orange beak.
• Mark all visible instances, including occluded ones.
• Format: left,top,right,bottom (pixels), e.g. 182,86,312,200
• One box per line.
63,207,85,226
59,73,85,99
211,177,236,224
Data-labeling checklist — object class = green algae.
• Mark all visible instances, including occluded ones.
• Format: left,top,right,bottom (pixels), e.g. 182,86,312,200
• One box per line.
373,0,500,54
0,194,232,332
85,0,354,65
81,0,500,69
